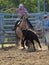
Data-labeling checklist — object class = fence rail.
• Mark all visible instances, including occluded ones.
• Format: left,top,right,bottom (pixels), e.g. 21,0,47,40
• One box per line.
0,12,49,48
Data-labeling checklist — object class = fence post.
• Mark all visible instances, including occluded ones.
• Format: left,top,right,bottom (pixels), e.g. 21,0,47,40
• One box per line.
0,13,4,49
41,15,48,44
38,0,40,12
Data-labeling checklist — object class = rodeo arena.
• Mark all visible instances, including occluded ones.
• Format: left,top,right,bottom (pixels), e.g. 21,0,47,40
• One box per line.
0,1,49,65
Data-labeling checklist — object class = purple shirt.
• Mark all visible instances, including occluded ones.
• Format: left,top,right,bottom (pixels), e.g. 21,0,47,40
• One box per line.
16,7,28,17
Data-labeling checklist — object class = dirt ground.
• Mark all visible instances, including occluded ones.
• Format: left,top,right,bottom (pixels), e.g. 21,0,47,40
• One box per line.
0,43,49,65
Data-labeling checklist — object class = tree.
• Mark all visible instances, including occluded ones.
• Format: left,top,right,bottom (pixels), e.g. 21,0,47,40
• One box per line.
0,0,49,13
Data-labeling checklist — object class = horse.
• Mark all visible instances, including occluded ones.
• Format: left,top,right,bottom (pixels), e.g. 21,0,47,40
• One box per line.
13,15,38,49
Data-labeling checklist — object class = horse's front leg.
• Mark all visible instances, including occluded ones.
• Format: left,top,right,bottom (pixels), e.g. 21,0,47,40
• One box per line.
21,39,25,49
15,34,22,49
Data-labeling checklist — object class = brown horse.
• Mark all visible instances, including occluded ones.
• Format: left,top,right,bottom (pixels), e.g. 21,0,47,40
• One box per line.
13,15,35,49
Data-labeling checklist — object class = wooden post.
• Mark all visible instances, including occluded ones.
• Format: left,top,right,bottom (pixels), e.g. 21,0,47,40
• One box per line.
42,15,48,44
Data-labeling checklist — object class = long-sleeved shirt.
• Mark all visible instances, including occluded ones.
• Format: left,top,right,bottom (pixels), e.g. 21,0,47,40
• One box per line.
15,7,28,17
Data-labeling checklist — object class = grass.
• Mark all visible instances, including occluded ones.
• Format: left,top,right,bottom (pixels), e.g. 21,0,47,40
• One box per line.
0,44,16,48
0,38,16,48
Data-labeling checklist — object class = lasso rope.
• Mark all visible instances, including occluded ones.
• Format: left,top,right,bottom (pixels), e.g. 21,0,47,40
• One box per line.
1,8,14,13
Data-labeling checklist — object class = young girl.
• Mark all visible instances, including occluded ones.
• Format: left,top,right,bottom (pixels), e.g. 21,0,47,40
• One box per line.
14,3,28,18
13,3,33,30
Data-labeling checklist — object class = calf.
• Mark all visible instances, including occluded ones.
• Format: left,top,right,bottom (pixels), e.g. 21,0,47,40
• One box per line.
21,29,42,51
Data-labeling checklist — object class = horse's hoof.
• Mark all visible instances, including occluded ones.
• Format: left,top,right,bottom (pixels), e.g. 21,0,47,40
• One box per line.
21,48,26,51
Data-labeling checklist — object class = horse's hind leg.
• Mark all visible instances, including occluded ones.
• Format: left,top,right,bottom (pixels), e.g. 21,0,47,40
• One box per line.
17,38,21,48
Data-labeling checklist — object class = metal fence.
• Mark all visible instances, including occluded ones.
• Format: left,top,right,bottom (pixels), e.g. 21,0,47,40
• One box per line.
0,12,49,48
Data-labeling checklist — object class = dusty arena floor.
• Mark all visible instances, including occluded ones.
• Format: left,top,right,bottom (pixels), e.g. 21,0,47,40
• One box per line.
0,43,49,65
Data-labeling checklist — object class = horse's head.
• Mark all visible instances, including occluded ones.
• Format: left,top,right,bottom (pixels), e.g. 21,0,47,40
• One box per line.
20,14,28,30
22,13,28,20
21,14,28,23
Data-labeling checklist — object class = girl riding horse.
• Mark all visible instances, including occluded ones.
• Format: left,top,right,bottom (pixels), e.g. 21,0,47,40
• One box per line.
13,3,34,48
13,3,33,30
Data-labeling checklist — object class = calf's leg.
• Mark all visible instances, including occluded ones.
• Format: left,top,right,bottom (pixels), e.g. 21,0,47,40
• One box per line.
35,37,42,48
